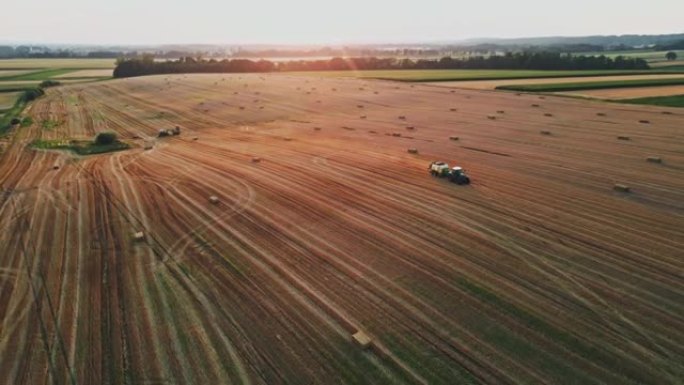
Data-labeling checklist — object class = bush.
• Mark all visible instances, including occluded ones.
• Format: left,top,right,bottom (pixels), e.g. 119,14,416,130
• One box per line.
23,88,44,102
39,80,61,88
94,132,118,145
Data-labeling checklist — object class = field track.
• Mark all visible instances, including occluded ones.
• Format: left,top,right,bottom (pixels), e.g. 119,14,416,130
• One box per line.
0,73,682,384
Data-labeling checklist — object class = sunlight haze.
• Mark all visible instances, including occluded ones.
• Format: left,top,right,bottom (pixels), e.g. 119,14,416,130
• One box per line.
2,0,682,44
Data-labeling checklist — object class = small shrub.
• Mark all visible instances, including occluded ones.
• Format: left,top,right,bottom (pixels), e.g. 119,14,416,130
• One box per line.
95,132,118,145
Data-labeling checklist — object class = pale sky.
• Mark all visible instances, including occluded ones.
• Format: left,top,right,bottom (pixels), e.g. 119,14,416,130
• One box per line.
2,0,682,45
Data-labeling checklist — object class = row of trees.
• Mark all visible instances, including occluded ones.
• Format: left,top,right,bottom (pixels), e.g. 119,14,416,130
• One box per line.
113,52,650,78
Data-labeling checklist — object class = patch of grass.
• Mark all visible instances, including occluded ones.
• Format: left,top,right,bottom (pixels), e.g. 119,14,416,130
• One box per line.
41,119,62,130
20,116,33,127
291,69,679,82
0,69,76,81
32,138,130,155
496,77,684,92
619,94,684,108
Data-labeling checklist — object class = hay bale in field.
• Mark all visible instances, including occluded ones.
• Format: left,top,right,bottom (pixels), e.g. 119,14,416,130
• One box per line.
613,184,630,193
449,136,459,141
133,232,145,242
597,112,606,117
405,126,415,130
540,130,552,135
314,127,322,131
284,137,293,141
407,148,418,154
544,113,553,117
357,105,364,109
617,135,630,141
398,116,406,120
531,104,540,107
239,106,245,110
450,90,455,93
391,133,401,137
192,137,198,141
639,120,650,124
209,196,220,204
252,157,261,163
52,165,59,170
661,111,672,115
352,331,372,349
450,108,457,112
646,156,662,163
539,96,546,99
496,110,505,114
332,88,337,91
360,115,367,119
369,130,377,134
487,115,496,120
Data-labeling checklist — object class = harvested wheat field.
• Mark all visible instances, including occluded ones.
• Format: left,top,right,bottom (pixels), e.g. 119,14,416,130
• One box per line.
0,73,682,385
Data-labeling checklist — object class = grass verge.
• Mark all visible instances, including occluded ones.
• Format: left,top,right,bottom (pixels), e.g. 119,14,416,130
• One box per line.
619,94,684,108
32,139,130,155
496,77,684,92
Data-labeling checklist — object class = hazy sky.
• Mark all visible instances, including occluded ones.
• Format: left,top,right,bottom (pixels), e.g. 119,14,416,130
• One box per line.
2,0,682,45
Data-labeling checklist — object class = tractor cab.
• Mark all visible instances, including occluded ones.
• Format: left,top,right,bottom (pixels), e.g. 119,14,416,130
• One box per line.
448,166,471,185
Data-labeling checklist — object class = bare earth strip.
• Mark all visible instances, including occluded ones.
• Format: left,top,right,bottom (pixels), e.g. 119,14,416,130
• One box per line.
0,73,682,385
427,74,684,90
53,69,113,78
560,85,684,99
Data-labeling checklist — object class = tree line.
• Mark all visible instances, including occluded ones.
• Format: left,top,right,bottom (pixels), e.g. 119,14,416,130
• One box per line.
113,52,649,78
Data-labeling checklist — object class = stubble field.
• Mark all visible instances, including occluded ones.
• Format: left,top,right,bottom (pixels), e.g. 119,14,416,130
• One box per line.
0,73,682,385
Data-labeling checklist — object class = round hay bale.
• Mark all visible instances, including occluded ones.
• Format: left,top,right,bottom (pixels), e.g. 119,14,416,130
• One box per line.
597,112,606,117
540,130,552,135
617,136,630,141
405,126,415,130
531,104,540,107
646,156,662,163
449,136,459,141
313,127,322,131
407,148,418,154
544,113,553,117
661,111,672,115
639,120,650,124
487,115,496,120
398,116,406,120
252,157,261,163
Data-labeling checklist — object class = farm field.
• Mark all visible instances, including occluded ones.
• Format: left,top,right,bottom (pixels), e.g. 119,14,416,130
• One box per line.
0,74,682,384
53,69,114,78
621,94,684,108
291,69,667,82
0,91,21,110
0,58,116,69
561,85,684,100
496,77,684,92
426,74,684,90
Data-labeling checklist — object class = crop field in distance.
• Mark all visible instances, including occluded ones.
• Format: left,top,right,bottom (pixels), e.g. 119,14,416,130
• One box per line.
0,73,681,384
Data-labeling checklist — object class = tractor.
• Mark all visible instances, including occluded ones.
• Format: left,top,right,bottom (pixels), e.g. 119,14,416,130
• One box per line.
428,161,470,185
